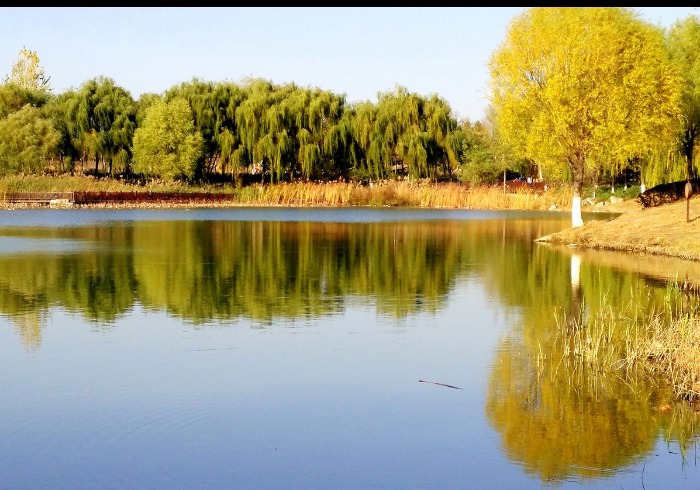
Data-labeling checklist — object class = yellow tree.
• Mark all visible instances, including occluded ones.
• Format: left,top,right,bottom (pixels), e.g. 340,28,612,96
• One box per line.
667,15,700,182
488,7,682,227
4,46,51,92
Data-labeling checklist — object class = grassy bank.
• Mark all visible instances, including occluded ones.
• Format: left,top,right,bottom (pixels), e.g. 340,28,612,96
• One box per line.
536,196,700,403
538,195,700,261
0,174,576,210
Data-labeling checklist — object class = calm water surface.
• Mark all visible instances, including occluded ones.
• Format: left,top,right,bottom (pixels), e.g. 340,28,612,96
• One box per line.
0,207,697,489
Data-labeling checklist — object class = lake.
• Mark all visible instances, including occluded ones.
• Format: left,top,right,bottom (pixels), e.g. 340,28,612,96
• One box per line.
0,207,697,489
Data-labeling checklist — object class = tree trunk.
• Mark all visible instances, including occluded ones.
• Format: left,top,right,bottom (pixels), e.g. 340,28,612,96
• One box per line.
686,136,695,182
570,155,585,228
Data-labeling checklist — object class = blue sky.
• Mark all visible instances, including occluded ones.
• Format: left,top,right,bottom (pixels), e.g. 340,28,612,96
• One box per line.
1,7,698,123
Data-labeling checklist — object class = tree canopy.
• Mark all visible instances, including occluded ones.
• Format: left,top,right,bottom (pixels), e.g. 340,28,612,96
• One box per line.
2,11,700,197
4,46,51,92
132,96,204,181
488,7,684,226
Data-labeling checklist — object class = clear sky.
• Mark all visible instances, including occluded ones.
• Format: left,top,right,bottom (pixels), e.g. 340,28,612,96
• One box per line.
0,7,698,123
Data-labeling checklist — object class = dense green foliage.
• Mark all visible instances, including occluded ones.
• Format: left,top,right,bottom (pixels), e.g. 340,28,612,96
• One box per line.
132,97,204,180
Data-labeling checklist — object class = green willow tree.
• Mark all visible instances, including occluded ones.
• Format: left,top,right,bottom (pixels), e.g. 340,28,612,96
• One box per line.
348,101,380,181
489,7,683,227
67,77,137,176
234,79,278,182
41,90,82,174
0,104,60,175
132,96,204,181
164,79,248,179
0,82,50,119
291,87,346,181
347,86,464,183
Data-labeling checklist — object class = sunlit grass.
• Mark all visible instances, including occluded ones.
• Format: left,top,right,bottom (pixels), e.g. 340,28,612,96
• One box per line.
0,175,576,210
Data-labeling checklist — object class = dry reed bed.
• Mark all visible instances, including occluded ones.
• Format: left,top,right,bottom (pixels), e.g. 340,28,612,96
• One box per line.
644,315,700,400
232,181,570,209
0,177,574,210
553,286,700,403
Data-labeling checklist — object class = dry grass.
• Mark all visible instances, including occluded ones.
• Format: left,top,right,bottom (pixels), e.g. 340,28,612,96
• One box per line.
539,195,700,261
0,174,219,193
554,283,700,402
643,314,700,400
553,296,650,378
0,175,575,211
213,180,574,209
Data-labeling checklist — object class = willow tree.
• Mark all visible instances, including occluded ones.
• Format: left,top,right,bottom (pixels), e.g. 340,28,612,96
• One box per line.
349,101,381,181
293,88,346,180
68,76,137,176
0,104,60,175
164,79,246,178
489,7,683,227
667,15,700,182
234,79,275,181
423,94,461,180
165,79,219,176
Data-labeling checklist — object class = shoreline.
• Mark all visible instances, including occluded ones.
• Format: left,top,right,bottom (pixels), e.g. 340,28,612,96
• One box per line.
537,196,700,263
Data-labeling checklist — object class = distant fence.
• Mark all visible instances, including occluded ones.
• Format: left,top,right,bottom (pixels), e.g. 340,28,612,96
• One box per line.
2,191,236,205
3,192,75,203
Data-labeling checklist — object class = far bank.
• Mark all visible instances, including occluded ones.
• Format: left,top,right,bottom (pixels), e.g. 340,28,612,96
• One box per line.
0,174,640,213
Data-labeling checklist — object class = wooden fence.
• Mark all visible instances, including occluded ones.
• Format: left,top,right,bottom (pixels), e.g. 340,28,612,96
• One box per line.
2,191,236,205
3,192,75,203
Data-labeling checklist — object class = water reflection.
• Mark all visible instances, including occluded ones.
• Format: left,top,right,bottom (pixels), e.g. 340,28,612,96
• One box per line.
0,211,573,330
486,245,699,483
0,208,697,488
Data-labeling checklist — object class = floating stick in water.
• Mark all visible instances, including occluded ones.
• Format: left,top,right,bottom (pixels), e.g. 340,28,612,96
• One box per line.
419,379,462,390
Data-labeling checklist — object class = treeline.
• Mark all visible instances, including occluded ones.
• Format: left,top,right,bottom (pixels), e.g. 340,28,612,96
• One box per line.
5,7,700,197
0,64,516,186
